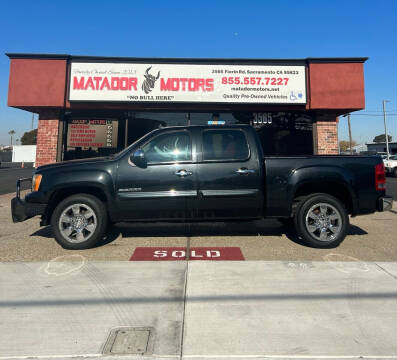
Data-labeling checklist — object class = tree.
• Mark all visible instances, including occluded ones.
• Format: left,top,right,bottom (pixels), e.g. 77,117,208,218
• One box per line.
8,130,15,146
373,134,392,143
339,140,357,152
20,129,37,145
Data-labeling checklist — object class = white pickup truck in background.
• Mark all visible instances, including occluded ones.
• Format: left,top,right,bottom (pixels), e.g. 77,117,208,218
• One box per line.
383,155,397,177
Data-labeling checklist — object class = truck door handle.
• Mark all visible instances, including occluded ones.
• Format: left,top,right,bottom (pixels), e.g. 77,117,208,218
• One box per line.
175,169,193,177
236,168,255,175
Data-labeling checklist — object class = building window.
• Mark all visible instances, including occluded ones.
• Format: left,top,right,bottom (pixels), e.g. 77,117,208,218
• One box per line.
62,111,314,161
64,118,119,160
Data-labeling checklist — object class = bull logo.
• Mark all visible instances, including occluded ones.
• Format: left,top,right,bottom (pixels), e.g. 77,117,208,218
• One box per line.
142,66,160,94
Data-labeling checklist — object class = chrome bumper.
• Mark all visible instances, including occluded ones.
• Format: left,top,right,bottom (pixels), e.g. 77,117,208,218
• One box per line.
378,196,393,212
11,177,46,223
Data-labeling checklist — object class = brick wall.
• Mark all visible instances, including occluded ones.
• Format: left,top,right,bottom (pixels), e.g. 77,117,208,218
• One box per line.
314,116,339,155
35,110,60,167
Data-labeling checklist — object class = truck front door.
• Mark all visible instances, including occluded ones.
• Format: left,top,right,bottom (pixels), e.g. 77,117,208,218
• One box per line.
115,129,197,220
196,128,263,219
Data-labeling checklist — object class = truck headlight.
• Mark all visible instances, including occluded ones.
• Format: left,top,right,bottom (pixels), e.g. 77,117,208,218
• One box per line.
32,174,42,192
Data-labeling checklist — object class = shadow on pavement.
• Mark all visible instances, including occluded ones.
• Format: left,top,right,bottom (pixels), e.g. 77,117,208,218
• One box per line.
2,290,397,308
30,220,368,249
348,225,368,235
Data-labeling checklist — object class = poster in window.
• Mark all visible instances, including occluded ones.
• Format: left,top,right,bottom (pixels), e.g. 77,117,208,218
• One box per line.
67,119,118,148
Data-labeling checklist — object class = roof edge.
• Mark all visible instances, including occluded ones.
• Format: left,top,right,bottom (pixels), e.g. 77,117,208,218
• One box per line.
5,53,368,63
307,57,368,63
6,53,71,60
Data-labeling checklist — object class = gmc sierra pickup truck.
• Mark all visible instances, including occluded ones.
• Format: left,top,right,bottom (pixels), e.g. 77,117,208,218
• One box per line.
12,125,393,249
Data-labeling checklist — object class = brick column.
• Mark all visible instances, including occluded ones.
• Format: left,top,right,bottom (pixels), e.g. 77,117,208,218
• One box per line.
313,115,339,155
35,110,60,167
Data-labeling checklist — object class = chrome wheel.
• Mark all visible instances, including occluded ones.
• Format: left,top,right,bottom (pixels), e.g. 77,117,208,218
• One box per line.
58,203,97,243
305,202,342,242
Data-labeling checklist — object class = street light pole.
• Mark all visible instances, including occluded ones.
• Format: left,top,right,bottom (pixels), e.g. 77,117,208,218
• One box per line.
347,113,353,155
383,100,390,160
343,113,353,155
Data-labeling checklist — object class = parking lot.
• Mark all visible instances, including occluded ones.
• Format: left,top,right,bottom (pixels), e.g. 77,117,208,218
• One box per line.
0,167,34,195
1,188,396,262
386,174,397,200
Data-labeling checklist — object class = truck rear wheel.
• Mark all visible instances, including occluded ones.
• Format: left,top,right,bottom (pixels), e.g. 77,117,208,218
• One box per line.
293,193,349,248
51,194,107,249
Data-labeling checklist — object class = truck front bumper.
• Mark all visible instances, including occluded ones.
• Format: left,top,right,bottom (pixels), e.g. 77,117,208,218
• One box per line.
11,197,47,223
11,177,46,223
378,196,393,212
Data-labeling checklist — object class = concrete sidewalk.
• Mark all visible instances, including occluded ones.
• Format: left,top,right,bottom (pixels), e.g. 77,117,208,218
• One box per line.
1,260,397,359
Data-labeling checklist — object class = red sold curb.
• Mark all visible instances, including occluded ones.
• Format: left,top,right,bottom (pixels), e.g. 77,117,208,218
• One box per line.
130,247,244,261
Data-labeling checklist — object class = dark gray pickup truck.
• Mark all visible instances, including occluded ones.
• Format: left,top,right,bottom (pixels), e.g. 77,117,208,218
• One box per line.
12,125,392,249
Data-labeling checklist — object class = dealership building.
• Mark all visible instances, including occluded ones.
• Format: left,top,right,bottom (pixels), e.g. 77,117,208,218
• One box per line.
6,54,367,167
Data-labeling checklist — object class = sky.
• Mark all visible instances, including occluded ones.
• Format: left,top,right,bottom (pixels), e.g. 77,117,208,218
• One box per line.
0,0,396,146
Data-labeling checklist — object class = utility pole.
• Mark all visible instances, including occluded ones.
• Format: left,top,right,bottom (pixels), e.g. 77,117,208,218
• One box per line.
347,113,353,155
343,113,353,155
383,100,390,160
31,113,35,130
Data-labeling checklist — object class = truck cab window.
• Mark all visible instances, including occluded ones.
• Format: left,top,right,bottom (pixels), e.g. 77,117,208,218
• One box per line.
203,130,249,161
142,132,191,163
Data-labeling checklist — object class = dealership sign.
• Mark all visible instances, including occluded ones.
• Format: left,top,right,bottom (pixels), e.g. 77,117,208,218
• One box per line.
69,62,306,104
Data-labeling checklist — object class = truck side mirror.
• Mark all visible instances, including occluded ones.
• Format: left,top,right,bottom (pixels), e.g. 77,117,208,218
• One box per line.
130,149,147,168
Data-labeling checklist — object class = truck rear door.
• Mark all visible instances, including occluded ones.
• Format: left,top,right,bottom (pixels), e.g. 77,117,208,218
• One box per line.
195,127,263,219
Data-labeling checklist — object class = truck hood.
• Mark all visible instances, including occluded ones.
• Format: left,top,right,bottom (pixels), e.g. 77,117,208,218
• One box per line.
36,157,112,172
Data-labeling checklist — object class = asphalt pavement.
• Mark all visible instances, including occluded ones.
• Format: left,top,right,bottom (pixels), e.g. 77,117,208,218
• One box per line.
0,167,396,263
386,175,397,200
0,167,34,195
1,191,396,262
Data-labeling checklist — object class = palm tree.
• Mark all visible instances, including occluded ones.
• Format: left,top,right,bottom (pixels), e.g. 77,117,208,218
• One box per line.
8,130,16,146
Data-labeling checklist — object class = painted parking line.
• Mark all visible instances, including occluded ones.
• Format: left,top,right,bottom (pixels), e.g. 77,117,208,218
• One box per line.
130,247,244,261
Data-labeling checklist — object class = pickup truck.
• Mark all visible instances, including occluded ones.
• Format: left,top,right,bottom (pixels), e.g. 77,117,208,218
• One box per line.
11,125,393,249
383,155,397,177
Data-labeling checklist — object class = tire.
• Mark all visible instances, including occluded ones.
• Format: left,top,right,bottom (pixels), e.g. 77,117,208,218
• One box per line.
293,193,349,248
394,167,397,178
51,194,108,250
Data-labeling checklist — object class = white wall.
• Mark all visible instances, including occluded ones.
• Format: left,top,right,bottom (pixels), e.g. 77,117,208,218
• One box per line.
12,145,36,163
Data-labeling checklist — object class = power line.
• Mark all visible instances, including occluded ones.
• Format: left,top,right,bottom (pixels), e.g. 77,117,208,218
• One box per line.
357,109,397,112
354,111,397,114
349,113,397,116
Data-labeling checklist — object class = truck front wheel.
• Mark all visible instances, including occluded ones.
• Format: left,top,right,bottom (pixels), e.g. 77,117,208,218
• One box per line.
51,194,108,250
293,193,349,248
